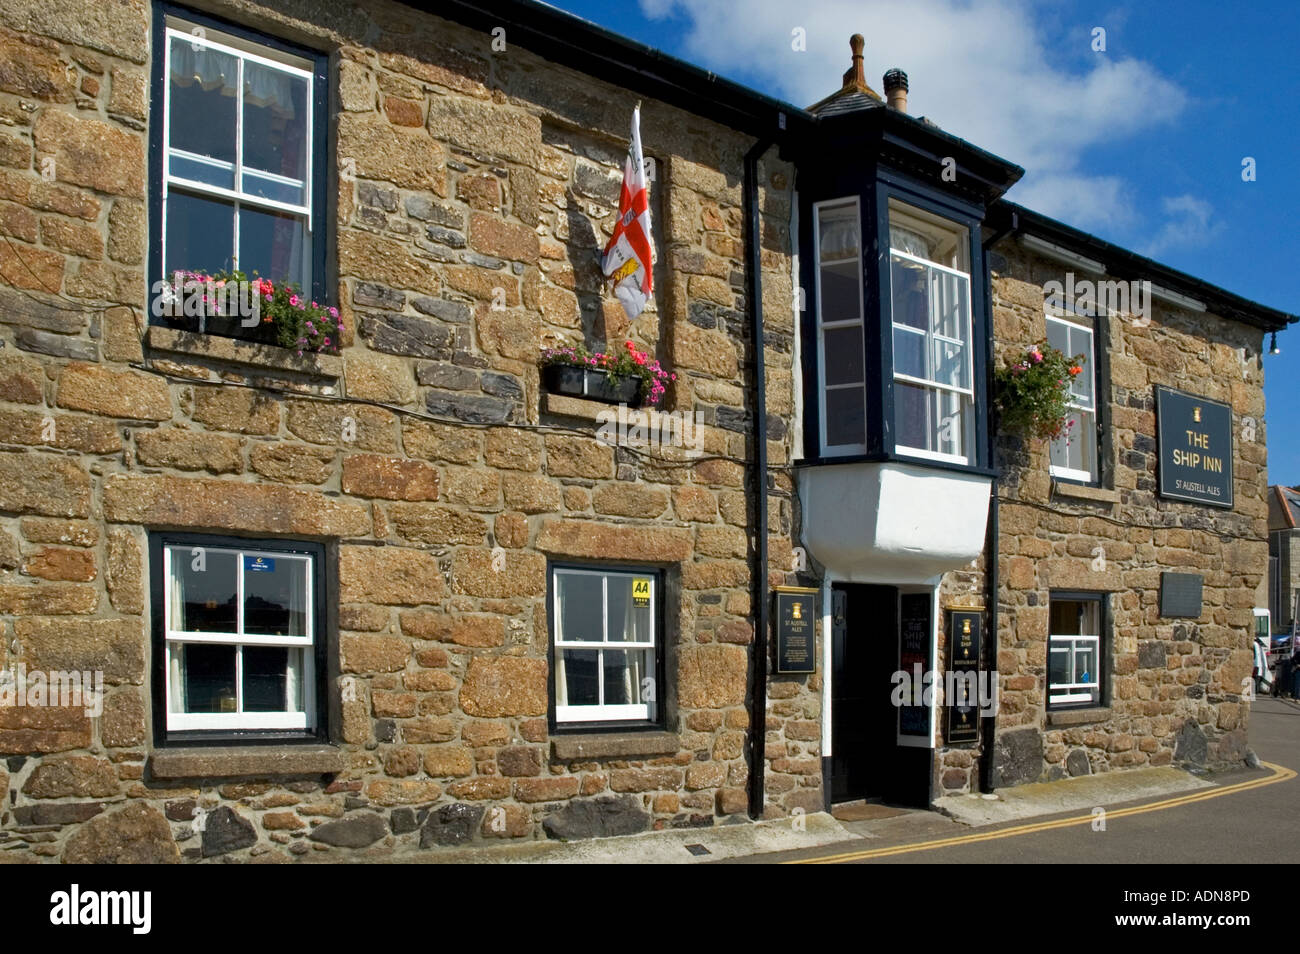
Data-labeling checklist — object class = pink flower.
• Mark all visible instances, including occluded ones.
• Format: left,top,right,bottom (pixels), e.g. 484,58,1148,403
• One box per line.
329,306,339,318
289,294,300,307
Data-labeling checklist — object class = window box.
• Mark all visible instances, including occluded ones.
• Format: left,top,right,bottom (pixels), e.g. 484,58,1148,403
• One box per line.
542,364,644,408
548,564,663,729
150,532,329,745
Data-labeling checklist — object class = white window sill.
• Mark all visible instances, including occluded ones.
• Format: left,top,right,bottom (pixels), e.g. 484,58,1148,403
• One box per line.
896,446,969,465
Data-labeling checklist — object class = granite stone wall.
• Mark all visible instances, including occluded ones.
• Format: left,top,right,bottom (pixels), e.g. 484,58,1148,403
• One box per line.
0,0,811,861
935,244,1267,794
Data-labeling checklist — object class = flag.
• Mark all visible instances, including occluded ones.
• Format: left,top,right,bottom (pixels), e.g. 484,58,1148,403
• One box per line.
602,105,654,320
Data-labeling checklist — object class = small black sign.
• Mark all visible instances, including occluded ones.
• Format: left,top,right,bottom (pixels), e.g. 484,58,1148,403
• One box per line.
1156,386,1234,509
774,588,818,674
945,610,982,744
1160,572,1203,619
898,594,932,739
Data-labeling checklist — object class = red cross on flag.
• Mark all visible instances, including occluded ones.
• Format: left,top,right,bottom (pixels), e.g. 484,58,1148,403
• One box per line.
602,105,654,321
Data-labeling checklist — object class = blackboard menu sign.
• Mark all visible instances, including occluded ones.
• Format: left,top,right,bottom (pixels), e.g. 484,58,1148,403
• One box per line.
945,610,982,744
774,587,818,674
1156,386,1234,509
898,593,932,740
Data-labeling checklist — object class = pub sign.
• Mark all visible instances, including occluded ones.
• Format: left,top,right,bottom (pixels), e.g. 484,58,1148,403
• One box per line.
1155,385,1233,509
945,610,982,744
774,586,818,674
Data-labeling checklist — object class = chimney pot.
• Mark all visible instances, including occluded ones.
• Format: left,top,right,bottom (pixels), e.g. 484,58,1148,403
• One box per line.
883,68,908,112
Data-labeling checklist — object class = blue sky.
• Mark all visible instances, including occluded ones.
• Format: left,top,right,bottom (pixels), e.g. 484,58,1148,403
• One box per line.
548,0,1300,484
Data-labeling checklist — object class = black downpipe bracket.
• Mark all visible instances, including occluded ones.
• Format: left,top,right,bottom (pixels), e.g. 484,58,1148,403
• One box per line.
978,213,1015,792
744,137,773,819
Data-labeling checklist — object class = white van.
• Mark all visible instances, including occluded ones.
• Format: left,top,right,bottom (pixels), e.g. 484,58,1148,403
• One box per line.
1253,608,1273,695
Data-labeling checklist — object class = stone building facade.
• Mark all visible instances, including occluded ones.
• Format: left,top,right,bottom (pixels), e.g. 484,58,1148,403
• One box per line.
0,0,1289,864
934,224,1273,793
0,0,810,861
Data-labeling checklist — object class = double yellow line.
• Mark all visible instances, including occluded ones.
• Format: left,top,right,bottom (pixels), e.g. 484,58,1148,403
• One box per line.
791,760,1296,864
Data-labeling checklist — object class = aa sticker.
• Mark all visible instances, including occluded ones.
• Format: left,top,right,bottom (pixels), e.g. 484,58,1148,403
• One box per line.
632,578,651,607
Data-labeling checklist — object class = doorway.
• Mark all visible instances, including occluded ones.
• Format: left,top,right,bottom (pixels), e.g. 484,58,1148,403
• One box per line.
829,582,934,808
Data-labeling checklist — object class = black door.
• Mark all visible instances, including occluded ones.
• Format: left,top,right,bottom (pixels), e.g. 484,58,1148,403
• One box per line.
829,583,899,803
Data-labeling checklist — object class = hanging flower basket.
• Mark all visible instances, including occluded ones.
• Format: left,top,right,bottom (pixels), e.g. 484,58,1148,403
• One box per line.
993,342,1085,441
540,340,675,408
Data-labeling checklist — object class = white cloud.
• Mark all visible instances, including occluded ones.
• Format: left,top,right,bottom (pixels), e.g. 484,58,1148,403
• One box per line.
1140,194,1221,257
639,0,1188,233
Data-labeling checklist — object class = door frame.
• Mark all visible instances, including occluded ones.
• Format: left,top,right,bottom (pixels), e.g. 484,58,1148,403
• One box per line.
820,575,940,808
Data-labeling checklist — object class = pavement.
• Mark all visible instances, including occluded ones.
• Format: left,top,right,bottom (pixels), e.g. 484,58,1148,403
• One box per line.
931,765,1213,826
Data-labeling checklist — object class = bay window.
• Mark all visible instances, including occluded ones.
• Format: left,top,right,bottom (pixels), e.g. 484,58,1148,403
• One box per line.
802,178,988,471
889,200,974,463
814,198,869,454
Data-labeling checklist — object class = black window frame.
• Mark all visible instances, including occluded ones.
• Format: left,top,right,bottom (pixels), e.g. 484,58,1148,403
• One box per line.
546,560,668,735
149,531,333,747
147,1,331,339
1046,590,1109,712
799,164,994,475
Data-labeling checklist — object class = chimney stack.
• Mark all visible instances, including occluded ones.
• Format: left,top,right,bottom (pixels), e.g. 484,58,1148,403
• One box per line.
883,69,908,112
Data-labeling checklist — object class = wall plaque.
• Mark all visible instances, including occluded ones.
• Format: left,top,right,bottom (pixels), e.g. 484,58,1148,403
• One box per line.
945,610,982,744
1156,386,1234,509
1160,572,1203,619
774,587,819,674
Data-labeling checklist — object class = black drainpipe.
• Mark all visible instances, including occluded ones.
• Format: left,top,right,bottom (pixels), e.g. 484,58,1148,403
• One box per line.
978,212,1015,793
978,485,1000,792
745,136,773,820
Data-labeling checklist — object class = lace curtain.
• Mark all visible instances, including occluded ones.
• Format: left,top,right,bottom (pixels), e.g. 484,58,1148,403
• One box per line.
169,41,298,119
